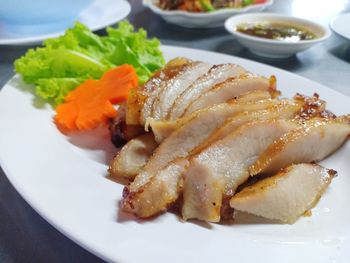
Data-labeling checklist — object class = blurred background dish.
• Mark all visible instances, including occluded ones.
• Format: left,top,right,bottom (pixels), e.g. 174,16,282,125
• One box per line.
0,0,93,34
330,13,350,41
0,0,131,45
143,0,273,28
225,13,331,58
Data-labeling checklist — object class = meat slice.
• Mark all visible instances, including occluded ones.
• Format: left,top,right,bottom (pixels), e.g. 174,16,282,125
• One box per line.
182,119,298,222
144,99,280,173
150,90,275,144
139,62,192,125
230,164,336,223
127,58,191,125
122,159,188,218
122,99,282,216
249,115,350,176
150,61,212,121
168,64,247,120
192,100,305,154
122,98,310,218
109,133,158,180
184,74,279,116
195,93,326,152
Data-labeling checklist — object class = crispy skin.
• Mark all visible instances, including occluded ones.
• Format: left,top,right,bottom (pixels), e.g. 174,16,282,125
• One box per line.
127,64,188,126
126,57,192,125
150,62,212,121
169,63,247,120
141,63,192,125
184,74,279,116
182,119,298,222
231,164,336,223
109,133,158,180
249,115,350,176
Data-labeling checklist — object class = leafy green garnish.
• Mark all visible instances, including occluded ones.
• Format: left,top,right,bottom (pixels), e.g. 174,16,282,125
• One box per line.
14,21,165,106
199,0,215,11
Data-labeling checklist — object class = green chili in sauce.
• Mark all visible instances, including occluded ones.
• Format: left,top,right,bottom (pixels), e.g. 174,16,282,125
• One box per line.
236,23,317,42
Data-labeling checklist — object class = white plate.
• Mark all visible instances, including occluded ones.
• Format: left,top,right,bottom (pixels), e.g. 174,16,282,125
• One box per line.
330,13,350,40
0,46,349,263
0,0,131,45
143,0,273,28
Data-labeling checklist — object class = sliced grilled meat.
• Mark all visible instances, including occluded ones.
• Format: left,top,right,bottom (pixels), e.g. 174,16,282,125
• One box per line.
109,133,158,180
150,61,212,121
169,63,247,120
184,74,278,116
150,90,275,143
249,115,350,176
182,119,298,222
231,164,336,223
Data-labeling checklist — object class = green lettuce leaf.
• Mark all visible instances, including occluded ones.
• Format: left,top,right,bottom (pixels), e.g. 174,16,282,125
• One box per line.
14,21,165,106
36,78,84,105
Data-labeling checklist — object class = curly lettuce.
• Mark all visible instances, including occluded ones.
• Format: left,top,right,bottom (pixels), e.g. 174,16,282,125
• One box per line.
14,21,165,106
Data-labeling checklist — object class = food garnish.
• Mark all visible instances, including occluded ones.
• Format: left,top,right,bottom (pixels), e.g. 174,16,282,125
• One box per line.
14,21,164,106
55,65,138,132
158,0,267,12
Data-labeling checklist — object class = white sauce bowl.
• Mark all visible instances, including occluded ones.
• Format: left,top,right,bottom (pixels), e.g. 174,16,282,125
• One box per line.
225,13,331,58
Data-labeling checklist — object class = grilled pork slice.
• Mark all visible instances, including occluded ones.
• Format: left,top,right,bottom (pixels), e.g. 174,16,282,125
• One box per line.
126,58,191,125
250,115,350,176
122,99,282,215
139,62,193,125
196,93,326,152
183,74,279,116
193,101,304,154
150,90,275,143
122,101,302,217
144,99,281,173
168,64,247,120
150,62,212,122
122,99,300,216
109,133,158,180
182,119,298,222
122,159,188,217
231,164,336,223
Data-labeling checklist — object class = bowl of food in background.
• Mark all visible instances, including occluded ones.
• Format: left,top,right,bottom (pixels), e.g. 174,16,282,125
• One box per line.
225,13,331,58
143,0,273,28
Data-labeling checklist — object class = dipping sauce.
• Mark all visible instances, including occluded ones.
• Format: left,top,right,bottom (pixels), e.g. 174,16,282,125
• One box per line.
235,22,317,42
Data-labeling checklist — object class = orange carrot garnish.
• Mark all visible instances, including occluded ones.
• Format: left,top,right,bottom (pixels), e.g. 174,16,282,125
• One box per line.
55,64,138,133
